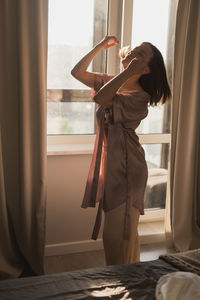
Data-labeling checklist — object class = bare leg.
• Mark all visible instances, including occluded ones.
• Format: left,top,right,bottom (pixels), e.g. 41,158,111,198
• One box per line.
103,203,140,265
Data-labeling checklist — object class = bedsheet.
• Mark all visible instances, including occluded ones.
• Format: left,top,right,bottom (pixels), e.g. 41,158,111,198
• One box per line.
0,259,179,300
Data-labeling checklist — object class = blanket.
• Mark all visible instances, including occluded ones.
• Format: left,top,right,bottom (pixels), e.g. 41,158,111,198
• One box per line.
160,248,200,275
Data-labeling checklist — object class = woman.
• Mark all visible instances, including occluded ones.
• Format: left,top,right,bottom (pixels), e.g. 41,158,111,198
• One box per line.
71,36,171,265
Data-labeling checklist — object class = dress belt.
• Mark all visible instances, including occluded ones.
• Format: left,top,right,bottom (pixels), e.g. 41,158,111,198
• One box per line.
92,200,103,240
91,109,105,240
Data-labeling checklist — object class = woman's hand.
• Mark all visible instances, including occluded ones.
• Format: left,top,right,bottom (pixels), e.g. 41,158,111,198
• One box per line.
126,57,148,76
71,36,119,89
98,36,119,50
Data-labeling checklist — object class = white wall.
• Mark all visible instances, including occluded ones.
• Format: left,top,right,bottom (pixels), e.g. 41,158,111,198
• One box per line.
46,154,103,255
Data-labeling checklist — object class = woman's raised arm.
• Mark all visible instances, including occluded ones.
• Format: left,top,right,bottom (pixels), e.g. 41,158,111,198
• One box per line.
71,36,119,88
93,56,150,106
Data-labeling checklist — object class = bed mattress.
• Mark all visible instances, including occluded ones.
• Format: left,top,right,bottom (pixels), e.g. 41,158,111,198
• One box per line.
0,258,179,300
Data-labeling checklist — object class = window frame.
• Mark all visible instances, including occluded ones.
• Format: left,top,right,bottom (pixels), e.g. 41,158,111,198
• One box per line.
47,0,171,222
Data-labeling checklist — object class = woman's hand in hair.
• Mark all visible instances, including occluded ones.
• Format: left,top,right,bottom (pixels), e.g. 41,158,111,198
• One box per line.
126,57,149,76
71,36,118,89
98,36,119,49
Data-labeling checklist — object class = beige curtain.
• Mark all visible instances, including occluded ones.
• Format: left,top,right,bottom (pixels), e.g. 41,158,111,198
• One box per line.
170,0,200,251
164,0,179,249
0,0,48,278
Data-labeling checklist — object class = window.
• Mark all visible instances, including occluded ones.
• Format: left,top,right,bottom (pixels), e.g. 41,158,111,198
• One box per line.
132,0,171,135
128,0,171,210
105,0,172,212
47,0,173,213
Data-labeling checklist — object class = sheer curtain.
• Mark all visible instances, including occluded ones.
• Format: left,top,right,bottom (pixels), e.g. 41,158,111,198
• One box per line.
0,0,48,278
170,0,200,251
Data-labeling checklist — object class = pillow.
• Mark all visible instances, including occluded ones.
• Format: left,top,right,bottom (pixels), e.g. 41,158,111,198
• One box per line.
155,271,200,300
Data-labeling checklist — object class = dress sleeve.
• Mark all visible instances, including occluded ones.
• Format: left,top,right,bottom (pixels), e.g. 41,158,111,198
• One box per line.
112,93,149,123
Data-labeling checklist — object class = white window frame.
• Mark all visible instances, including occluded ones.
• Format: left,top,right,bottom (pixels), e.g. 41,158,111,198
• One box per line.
47,0,171,222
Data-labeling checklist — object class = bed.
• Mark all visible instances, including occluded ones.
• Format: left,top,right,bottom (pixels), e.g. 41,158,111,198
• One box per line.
0,249,200,300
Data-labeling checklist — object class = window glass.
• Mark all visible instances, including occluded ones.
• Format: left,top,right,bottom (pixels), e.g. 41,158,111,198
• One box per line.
47,0,171,136
137,106,164,134
47,0,108,135
132,0,171,134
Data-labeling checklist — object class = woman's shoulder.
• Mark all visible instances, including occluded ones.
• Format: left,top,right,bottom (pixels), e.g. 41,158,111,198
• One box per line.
132,90,150,100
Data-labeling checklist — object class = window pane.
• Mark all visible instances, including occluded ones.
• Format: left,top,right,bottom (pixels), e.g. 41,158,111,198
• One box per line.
47,102,95,135
132,0,171,134
47,0,108,135
136,106,164,134
143,143,169,209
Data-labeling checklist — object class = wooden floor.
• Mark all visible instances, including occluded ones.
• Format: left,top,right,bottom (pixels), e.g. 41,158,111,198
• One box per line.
45,242,175,275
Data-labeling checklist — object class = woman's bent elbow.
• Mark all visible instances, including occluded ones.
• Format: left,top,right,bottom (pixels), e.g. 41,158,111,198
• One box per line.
94,95,112,106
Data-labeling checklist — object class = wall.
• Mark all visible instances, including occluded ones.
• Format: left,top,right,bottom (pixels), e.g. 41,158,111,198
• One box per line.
46,154,103,256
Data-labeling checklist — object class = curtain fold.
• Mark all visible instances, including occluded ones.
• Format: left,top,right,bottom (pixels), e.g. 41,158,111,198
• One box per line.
170,0,200,251
0,0,48,278
164,0,179,248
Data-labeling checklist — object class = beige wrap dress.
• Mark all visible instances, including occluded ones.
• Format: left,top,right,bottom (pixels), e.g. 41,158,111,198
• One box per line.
81,73,149,241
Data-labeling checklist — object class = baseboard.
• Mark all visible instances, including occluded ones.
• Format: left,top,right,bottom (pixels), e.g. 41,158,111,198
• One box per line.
139,233,165,245
45,233,165,256
45,238,104,256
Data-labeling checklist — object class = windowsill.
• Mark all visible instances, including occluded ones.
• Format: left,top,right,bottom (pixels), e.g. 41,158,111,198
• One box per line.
47,144,94,156
47,132,171,156
139,221,165,236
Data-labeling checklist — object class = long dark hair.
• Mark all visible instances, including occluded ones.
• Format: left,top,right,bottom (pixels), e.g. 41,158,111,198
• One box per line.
139,42,171,106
